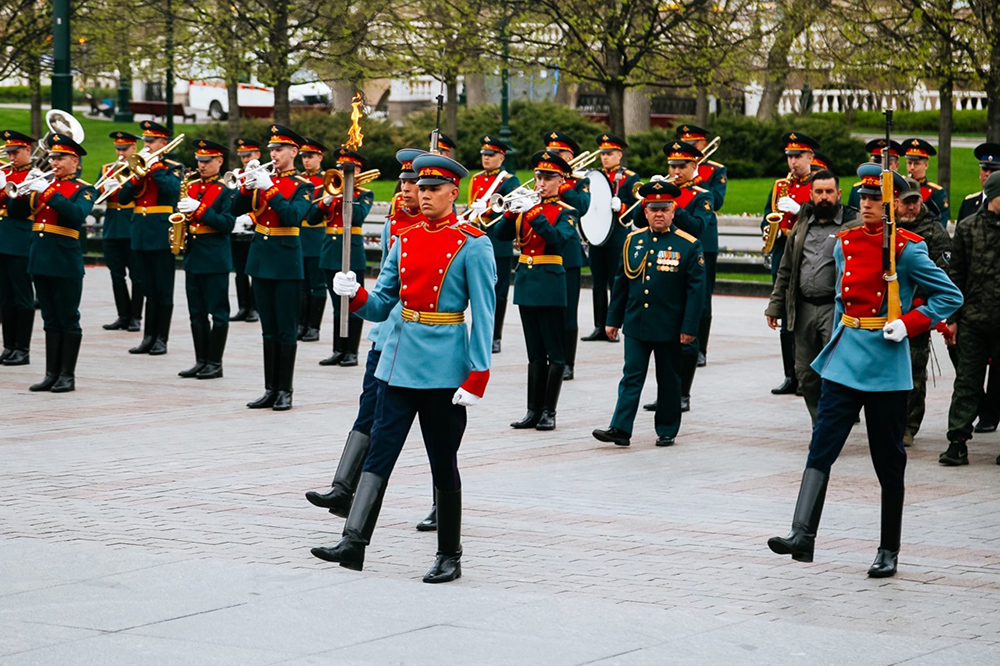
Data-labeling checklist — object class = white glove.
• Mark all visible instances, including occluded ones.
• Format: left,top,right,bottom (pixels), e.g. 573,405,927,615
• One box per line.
235,213,254,233
322,194,334,207
610,196,622,212
507,194,534,215
251,168,274,190
142,152,159,167
452,388,480,407
101,178,121,194
28,175,49,194
776,196,801,215
333,270,360,298
0,170,7,189
176,197,200,213
469,199,488,216
883,319,908,342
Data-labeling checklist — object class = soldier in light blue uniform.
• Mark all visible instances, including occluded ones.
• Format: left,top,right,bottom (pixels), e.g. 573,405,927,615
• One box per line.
313,153,495,585
769,163,962,579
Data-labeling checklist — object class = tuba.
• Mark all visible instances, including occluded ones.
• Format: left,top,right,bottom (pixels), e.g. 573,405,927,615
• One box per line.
762,172,792,254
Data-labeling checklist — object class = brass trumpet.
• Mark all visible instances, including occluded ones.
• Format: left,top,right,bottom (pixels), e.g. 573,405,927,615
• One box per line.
5,169,54,197
221,159,275,189
488,186,540,214
312,168,380,203
95,133,186,204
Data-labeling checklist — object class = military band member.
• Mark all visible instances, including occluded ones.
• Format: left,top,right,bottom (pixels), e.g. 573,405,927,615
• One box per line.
112,120,182,356
581,133,636,344
17,134,96,392
500,150,577,430
297,137,329,343
0,130,37,366
675,124,727,211
903,138,949,227
234,124,312,411
810,151,832,172
99,131,143,332
466,134,520,353
305,148,426,519
543,131,589,380
175,140,235,380
956,143,1000,222
230,138,261,323
315,153,495,584
847,139,902,210
762,132,818,396
768,163,962,578
592,181,705,448
431,132,457,158
312,147,374,367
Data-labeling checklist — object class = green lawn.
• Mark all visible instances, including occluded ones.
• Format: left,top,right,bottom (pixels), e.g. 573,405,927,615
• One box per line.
0,108,983,214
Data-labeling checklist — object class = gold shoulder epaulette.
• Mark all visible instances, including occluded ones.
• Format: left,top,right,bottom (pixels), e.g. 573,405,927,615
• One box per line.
472,170,485,178
673,228,697,243
501,172,513,180
77,178,92,186
927,181,943,191
707,160,724,168
624,169,636,177
556,201,576,211
965,191,982,200
692,185,708,194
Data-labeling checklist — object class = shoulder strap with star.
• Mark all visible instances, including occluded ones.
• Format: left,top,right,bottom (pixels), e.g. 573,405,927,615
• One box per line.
673,228,697,243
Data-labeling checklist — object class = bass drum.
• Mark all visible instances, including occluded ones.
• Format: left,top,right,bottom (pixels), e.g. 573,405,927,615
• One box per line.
579,169,614,247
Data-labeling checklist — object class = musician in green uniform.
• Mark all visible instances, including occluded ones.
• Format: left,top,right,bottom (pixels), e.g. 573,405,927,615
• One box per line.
110,121,182,356
235,125,313,410
99,131,143,332
175,139,235,380
297,137,329,343
17,133,95,392
466,135,520,353
0,130,37,366
230,138,261,323
903,138,949,228
593,180,705,447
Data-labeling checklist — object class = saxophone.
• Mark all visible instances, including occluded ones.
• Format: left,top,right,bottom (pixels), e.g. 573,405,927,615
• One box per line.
168,173,197,255
762,172,792,254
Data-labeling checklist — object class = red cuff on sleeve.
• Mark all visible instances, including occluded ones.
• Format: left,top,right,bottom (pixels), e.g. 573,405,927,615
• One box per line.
461,370,490,398
195,202,209,219
262,185,281,202
38,186,57,206
348,286,368,312
900,308,933,337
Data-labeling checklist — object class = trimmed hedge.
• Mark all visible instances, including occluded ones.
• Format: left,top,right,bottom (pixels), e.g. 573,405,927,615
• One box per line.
812,109,989,134
0,86,117,105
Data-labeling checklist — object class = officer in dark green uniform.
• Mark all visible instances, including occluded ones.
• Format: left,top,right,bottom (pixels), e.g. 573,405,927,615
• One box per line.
466,134,521,353
543,131,590,380
0,130,37,366
297,137,328,342
175,139,235,380
499,150,577,430
230,138,261,323
582,133,637,344
311,147,374,367
99,131,143,332
234,124,312,411
593,180,705,447
18,133,95,392
111,121,182,356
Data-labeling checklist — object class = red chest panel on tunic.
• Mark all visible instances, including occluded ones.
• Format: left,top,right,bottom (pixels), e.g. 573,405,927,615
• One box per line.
34,179,82,226
323,189,365,230
469,173,499,201
0,169,28,207
518,203,561,256
559,177,580,196
696,163,716,186
772,177,811,232
675,185,702,211
388,194,424,250
253,176,301,227
304,174,323,196
920,183,933,202
188,181,224,229
397,223,466,311
134,163,167,207
838,226,914,318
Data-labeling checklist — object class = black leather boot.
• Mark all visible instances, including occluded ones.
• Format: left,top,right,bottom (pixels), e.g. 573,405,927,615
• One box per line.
771,330,798,395
868,488,903,578
232,274,250,321
196,324,227,379
247,341,277,408
104,282,131,330
178,321,209,378
29,331,62,392
319,329,344,366
149,304,172,355
416,486,437,532
272,343,296,410
3,308,34,366
129,301,157,354
300,295,325,342
680,350,697,413
697,315,712,367
423,488,462,583
50,332,81,393
0,303,15,362
511,361,546,428
768,468,829,562
492,298,507,353
311,472,387,571
563,331,577,380
339,317,362,366
536,362,565,431
305,430,370,517
128,284,143,332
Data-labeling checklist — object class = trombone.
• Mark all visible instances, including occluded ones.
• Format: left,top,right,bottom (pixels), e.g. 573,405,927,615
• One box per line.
95,133,186,204
311,167,380,203
620,175,674,219
94,159,131,192
221,159,275,189
567,150,602,178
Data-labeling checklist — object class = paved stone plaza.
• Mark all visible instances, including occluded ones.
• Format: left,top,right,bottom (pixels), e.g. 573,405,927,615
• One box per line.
3,267,1000,665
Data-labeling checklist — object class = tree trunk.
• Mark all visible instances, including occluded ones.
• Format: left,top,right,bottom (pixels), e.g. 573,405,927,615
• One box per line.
465,73,488,106
270,0,291,126
937,77,953,196
623,88,650,136
987,23,1000,143
226,78,241,168
605,81,626,139
757,2,815,121
28,59,42,138
273,80,290,126
695,85,709,126
445,78,459,141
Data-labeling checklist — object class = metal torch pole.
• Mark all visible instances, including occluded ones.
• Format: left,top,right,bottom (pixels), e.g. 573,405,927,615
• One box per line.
340,162,356,337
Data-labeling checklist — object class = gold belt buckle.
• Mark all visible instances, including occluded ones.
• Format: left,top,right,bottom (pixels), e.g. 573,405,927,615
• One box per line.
412,311,421,323
525,256,534,265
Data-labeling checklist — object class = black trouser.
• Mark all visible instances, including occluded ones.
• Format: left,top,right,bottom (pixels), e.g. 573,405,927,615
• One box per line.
185,272,230,326
33,274,82,334
0,253,34,311
231,237,254,310
103,238,139,292
698,251,717,354
134,249,175,305
494,256,512,340
563,267,580,331
520,305,566,365
253,277,299,345
362,385,467,492
352,346,384,437
588,241,620,329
